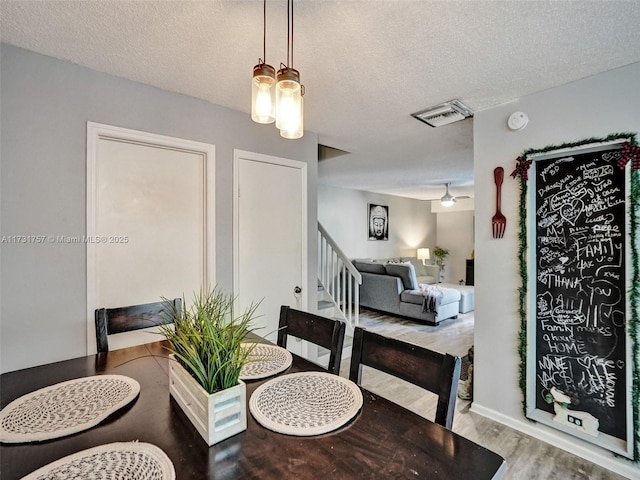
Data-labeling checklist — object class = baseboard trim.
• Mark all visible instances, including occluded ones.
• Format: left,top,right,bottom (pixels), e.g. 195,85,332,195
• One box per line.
470,403,639,478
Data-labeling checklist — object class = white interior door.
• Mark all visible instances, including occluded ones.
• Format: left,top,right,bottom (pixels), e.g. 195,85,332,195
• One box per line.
87,123,215,353
234,150,307,344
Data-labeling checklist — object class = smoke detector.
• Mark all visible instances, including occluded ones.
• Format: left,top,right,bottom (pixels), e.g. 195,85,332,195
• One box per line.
412,100,473,127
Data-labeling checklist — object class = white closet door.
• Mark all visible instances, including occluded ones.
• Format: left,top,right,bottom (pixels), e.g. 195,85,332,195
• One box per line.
87,123,214,353
234,150,307,344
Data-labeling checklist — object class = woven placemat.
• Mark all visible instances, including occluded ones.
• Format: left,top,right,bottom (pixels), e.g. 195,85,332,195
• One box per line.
21,442,175,480
0,375,140,443
240,343,293,380
249,371,363,436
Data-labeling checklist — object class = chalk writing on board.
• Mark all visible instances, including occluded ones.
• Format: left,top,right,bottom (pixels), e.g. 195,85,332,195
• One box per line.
534,148,626,440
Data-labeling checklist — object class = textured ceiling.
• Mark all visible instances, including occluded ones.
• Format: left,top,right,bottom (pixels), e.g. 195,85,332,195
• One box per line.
2,0,640,200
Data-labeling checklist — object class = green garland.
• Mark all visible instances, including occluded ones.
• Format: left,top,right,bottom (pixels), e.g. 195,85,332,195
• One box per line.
630,166,640,461
512,132,640,461
517,177,528,419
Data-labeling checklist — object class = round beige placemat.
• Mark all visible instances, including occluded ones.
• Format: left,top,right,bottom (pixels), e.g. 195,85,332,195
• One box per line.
21,442,175,480
249,371,363,436
0,375,140,443
240,343,293,380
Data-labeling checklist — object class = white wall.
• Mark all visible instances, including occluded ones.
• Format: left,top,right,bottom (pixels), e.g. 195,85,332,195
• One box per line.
473,61,640,477
0,44,318,373
435,209,474,284
318,184,475,284
318,184,436,260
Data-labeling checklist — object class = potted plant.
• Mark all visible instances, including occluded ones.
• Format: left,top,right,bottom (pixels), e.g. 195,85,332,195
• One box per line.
159,287,261,446
433,246,449,282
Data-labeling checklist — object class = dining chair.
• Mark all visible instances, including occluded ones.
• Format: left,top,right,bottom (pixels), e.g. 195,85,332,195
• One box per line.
349,327,461,429
95,298,181,353
277,305,346,375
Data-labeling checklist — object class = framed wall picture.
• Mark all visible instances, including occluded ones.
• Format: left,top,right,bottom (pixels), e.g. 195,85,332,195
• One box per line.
368,204,389,241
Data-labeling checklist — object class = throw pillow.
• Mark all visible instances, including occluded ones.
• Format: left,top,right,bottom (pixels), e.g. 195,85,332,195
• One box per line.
386,259,405,265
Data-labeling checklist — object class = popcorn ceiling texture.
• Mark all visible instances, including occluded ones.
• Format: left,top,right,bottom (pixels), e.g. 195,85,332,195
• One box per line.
1,0,639,200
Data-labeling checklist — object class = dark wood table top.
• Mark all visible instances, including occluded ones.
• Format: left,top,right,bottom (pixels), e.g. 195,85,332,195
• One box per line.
1,341,506,479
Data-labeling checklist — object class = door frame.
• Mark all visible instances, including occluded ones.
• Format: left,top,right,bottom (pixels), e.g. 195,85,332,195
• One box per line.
86,122,216,353
232,149,308,314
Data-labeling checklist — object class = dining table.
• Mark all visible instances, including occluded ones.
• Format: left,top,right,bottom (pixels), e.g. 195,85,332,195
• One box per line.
0,340,506,479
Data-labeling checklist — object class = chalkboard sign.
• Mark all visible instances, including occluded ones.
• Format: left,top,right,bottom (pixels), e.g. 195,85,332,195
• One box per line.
528,144,631,453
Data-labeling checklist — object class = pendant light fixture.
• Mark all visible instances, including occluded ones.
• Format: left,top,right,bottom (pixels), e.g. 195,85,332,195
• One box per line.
251,0,276,124
276,0,304,139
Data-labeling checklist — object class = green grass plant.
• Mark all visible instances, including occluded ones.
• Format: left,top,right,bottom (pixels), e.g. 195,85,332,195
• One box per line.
160,287,261,394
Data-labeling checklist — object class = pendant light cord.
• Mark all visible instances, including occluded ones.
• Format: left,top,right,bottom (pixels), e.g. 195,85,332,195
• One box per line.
261,0,266,64
286,0,291,67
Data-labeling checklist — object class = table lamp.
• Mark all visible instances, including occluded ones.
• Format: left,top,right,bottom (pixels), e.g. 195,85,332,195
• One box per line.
417,248,431,266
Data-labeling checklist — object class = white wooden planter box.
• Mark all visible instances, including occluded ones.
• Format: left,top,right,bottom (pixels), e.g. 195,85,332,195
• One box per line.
169,356,247,446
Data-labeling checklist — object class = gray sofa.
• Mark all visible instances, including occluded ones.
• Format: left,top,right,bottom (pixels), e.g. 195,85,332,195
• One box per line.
354,257,461,326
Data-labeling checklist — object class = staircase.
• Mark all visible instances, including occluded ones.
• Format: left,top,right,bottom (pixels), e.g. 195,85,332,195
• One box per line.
317,222,361,326
315,222,362,365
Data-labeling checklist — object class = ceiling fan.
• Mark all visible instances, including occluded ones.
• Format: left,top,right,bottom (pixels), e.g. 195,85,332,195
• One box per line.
440,183,470,207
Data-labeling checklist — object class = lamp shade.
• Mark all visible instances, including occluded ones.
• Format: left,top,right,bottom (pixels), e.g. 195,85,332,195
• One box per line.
417,248,431,260
276,67,303,138
252,63,276,124
280,93,303,139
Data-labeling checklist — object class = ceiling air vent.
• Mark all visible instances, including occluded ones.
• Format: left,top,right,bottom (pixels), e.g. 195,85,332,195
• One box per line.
411,99,473,128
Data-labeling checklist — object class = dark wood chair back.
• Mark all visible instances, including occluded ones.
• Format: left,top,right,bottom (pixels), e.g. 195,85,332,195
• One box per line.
349,327,461,429
277,305,346,375
95,298,181,353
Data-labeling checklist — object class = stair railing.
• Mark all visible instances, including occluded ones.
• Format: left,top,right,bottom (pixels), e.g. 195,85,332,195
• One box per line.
317,222,362,327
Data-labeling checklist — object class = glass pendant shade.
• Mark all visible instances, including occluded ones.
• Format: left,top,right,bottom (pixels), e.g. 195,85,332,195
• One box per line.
276,67,303,138
280,93,303,139
252,63,276,124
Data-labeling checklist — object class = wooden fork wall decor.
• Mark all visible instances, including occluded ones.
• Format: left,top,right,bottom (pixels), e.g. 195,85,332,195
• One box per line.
492,167,506,238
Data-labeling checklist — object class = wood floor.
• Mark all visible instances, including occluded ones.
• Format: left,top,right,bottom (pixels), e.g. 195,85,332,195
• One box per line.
340,308,628,480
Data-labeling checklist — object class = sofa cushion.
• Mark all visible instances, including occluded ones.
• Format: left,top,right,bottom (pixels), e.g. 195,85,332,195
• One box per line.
354,260,387,275
385,263,418,290
437,286,461,304
400,257,426,276
416,275,437,285
400,290,425,305
401,286,461,305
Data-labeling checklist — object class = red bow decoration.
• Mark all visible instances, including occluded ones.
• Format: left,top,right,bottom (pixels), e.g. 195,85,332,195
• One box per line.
617,141,640,170
510,156,533,181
